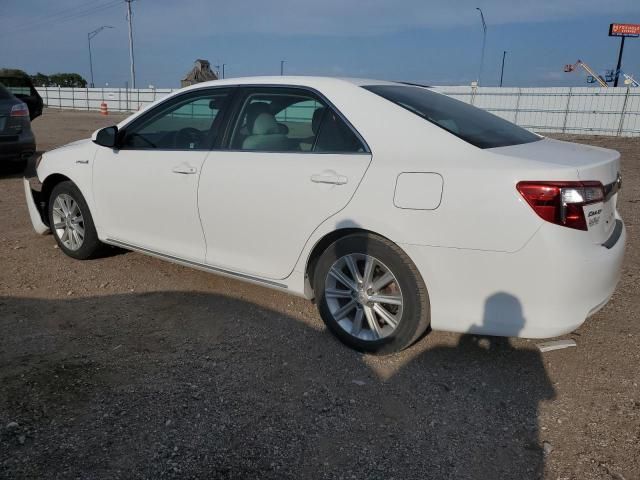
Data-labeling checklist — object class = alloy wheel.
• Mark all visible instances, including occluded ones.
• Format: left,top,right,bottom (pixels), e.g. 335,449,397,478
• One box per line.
324,253,403,341
52,193,85,251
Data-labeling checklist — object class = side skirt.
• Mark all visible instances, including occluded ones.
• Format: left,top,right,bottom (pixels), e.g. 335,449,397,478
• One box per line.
104,238,289,290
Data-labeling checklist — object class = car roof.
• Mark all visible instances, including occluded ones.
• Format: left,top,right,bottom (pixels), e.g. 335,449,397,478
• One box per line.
179,76,404,92
117,76,433,130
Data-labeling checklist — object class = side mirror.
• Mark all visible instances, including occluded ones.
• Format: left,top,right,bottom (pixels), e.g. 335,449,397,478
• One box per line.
93,126,119,148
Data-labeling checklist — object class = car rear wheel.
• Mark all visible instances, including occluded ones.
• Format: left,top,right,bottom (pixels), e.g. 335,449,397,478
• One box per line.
314,233,430,354
48,181,103,260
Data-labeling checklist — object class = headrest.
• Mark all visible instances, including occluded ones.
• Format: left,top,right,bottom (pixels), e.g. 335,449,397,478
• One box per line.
252,112,280,135
246,102,271,130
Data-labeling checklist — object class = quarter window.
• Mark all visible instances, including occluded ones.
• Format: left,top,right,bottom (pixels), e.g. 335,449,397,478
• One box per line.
121,89,231,150
314,109,366,153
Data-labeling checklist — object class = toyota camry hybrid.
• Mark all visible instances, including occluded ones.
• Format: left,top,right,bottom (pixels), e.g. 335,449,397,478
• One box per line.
24,77,626,353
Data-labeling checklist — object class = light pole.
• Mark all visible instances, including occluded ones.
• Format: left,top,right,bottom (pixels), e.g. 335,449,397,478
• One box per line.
222,64,226,79
280,60,285,76
88,25,113,88
499,50,507,87
476,7,487,86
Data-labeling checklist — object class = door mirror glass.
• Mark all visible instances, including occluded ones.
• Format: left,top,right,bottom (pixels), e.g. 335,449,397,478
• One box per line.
94,126,118,148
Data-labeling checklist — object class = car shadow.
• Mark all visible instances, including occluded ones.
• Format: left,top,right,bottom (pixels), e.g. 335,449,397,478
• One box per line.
0,290,554,479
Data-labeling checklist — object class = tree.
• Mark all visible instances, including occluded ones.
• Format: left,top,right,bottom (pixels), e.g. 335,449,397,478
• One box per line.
48,73,88,88
31,72,51,86
0,68,30,79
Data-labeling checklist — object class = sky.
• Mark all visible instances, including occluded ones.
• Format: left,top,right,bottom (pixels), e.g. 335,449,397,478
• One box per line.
1,0,640,88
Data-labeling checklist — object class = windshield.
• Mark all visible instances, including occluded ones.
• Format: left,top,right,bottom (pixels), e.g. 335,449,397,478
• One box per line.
363,85,540,149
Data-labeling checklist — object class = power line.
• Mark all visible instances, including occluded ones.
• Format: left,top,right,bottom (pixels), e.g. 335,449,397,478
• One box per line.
0,0,122,37
0,0,110,29
1,1,121,36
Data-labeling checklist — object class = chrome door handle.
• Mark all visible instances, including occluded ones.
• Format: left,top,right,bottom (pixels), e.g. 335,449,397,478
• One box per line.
172,165,197,175
310,173,348,185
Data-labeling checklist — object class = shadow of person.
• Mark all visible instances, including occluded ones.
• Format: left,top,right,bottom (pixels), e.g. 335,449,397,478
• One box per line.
0,290,554,479
382,292,556,479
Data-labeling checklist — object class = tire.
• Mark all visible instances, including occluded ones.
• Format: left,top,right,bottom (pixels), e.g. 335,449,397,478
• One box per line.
48,181,103,260
314,233,430,354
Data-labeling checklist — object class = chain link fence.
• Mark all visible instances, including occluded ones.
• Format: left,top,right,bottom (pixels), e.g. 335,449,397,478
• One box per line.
37,85,640,137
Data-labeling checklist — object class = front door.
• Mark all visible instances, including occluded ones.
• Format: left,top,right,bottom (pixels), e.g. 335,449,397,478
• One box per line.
93,88,233,261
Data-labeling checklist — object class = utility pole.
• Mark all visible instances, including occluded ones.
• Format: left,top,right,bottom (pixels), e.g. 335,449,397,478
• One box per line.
476,7,487,86
125,0,136,88
613,36,625,87
280,60,285,76
88,26,113,88
499,50,507,87
222,64,226,79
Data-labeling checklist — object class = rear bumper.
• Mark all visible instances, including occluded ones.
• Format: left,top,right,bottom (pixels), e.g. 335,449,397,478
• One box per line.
402,217,626,338
0,133,35,162
23,176,49,235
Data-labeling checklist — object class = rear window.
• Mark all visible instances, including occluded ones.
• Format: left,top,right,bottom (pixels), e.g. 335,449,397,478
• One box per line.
0,84,14,100
363,85,540,149
0,76,35,97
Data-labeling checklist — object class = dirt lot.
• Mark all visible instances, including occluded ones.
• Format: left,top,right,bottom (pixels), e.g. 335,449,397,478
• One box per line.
1,109,639,479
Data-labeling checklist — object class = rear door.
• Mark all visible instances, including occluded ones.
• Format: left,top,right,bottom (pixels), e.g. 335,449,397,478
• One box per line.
198,86,371,280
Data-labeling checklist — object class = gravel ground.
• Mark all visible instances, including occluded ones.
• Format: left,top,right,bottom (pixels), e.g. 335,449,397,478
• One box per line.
0,109,638,480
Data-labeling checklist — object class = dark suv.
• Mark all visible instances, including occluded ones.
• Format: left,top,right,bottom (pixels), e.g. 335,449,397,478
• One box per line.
0,70,43,121
0,84,36,171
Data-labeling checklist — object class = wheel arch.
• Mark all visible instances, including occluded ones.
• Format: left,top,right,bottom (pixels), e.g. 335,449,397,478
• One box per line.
40,173,73,226
305,227,400,297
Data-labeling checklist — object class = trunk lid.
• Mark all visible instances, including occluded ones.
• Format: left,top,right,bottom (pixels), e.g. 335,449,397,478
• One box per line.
489,138,621,244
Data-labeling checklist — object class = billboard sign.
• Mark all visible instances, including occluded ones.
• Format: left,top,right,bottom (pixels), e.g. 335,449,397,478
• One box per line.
609,23,640,37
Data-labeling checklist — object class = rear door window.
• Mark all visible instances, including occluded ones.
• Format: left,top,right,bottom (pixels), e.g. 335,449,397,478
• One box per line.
229,89,324,151
229,87,367,153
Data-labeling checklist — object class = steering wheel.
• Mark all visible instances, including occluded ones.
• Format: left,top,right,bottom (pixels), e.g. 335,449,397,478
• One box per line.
175,127,204,149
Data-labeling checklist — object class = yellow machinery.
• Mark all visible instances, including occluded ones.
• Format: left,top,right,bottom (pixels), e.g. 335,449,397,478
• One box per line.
564,60,609,87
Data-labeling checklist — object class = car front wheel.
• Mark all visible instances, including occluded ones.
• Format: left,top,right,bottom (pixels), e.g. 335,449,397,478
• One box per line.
314,233,430,354
48,181,103,260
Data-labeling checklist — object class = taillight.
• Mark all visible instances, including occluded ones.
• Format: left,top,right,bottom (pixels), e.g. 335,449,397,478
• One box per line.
516,181,604,231
10,103,29,117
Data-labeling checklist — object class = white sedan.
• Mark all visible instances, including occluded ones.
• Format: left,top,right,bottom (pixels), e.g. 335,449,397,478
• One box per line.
24,77,626,353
